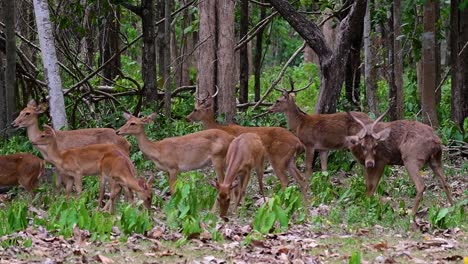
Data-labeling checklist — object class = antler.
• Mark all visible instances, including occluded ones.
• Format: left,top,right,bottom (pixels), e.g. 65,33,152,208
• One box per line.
212,85,219,98
194,85,209,101
370,109,389,138
348,112,368,138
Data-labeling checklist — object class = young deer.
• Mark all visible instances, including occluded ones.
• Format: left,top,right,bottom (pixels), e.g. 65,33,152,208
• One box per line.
269,88,372,176
12,100,131,192
186,89,307,195
32,125,152,210
0,153,45,196
209,133,266,219
346,111,454,228
116,113,235,193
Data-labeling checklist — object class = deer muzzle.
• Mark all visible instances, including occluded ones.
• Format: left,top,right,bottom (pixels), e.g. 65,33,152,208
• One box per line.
365,160,375,168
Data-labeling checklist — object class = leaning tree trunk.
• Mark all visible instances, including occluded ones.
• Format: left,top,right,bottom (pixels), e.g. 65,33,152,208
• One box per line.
363,0,379,115
4,0,17,134
33,0,67,129
269,0,367,114
389,0,404,120
421,0,439,127
239,0,249,106
217,0,236,123
197,0,216,98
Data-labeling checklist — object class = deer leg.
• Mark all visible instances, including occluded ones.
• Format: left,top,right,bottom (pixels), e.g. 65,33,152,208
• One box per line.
305,147,316,177
98,176,107,207
55,169,63,193
256,160,266,203
429,158,454,206
64,175,74,197
364,163,385,196
167,169,178,194
73,174,83,195
286,156,308,196
104,182,122,213
212,156,226,183
403,161,426,228
123,187,134,203
270,156,290,188
319,150,328,171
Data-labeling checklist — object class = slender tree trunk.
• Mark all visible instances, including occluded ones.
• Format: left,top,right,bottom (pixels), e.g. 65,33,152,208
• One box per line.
421,0,439,127
82,0,95,71
141,0,157,104
239,0,249,106
163,0,172,117
101,6,121,84
217,0,236,123
344,16,363,110
4,0,16,132
363,0,378,115
254,4,266,102
0,47,6,137
435,0,441,104
389,0,404,120
197,0,216,98
33,0,67,129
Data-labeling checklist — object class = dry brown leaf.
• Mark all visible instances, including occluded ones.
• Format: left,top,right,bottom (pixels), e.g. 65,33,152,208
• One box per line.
95,254,114,264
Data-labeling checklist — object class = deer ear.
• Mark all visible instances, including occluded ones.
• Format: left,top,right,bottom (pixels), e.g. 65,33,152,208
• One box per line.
345,135,359,148
123,112,133,120
27,99,37,108
138,178,147,189
230,179,239,190
289,93,296,100
375,128,391,141
43,125,56,137
142,113,157,123
204,98,213,108
36,103,47,114
209,179,219,189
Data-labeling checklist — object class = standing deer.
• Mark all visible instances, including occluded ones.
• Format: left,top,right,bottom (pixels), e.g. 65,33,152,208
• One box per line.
346,111,454,228
32,125,152,210
269,88,372,176
12,100,131,195
0,153,45,197
209,133,266,219
116,112,235,193
186,88,307,195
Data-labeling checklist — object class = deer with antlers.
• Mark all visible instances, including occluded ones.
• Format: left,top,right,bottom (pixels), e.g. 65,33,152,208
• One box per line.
346,111,454,228
32,125,152,211
186,87,308,195
116,112,235,194
269,86,372,177
12,100,131,196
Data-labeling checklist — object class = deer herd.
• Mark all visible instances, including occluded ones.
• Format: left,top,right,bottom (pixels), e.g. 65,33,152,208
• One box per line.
0,86,455,229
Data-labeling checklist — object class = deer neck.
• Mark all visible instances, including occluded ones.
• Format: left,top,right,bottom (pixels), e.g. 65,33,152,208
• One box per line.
201,110,220,129
42,141,63,166
26,119,41,142
134,130,160,157
124,177,144,193
285,104,305,131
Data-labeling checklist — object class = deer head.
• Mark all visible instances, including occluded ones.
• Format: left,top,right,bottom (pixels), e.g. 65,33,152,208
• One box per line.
209,179,239,219
346,110,391,168
269,78,310,113
186,86,218,122
116,112,157,136
31,125,57,146
12,99,46,128
137,176,154,209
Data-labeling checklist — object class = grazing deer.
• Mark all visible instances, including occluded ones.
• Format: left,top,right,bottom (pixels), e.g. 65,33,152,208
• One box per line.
32,125,152,210
186,88,307,195
12,100,131,193
269,87,372,176
0,153,45,197
346,111,454,228
209,133,266,219
116,112,235,193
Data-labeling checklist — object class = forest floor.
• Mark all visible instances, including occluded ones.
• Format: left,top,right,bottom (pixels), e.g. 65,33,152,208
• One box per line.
0,159,467,264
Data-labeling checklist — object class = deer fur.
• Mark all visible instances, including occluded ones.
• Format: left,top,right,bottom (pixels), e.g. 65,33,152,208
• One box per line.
186,91,307,195
269,89,373,177
12,99,131,193
32,125,151,210
209,133,266,219
0,153,45,196
116,113,235,193
346,111,454,227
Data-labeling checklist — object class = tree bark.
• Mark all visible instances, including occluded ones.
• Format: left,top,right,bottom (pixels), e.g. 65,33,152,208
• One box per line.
141,0,158,104
0,46,6,137
4,0,17,131
253,4,266,102
217,0,236,123
239,0,249,106
82,0,95,70
389,0,404,120
101,5,121,84
163,0,172,117
269,0,367,114
363,0,378,115
421,0,439,127
33,0,68,129
197,0,216,98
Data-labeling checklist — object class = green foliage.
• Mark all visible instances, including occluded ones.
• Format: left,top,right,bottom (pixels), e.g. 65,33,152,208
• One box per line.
0,202,28,236
309,171,338,206
429,200,467,229
253,186,304,234
120,204,152,235
349,251,362,264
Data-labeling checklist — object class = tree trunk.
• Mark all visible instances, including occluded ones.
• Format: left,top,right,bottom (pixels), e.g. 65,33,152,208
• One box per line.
0,47,6,137
82,0,95,70
421,0,439,127
389,0,404,120
177,0,193,87
101,6,121,84
33,0,67,129
141,0,157,104
217,0,236,123
4,0,17,133
254,4,266,102
344,10,364,110
363,0,378,115
197,0,216,98
163,0,172,117
239,0,249,106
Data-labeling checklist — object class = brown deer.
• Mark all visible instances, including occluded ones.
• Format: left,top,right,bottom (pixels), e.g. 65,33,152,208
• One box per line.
346,111,454,228
32,125,152,210
186,88,307,195
12,100,131,193
209,133,266,219
0,153,45,196
116,112,235,193
269,88,372,176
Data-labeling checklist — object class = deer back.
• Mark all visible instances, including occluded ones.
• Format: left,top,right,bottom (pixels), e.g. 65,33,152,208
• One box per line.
0,153,45,191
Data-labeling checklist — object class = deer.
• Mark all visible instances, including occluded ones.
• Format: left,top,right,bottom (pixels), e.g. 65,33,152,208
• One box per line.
346,110,454,228
269,87,373,177
209,133,266,219
186,87,307,196
116,112,235,194
12,99,131,194
0,153,45,197
31,125,152,211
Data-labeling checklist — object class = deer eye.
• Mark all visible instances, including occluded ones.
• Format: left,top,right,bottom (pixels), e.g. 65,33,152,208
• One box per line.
41,135,45,138
194,109,198,112
130,122,135,126
25,112,30,116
